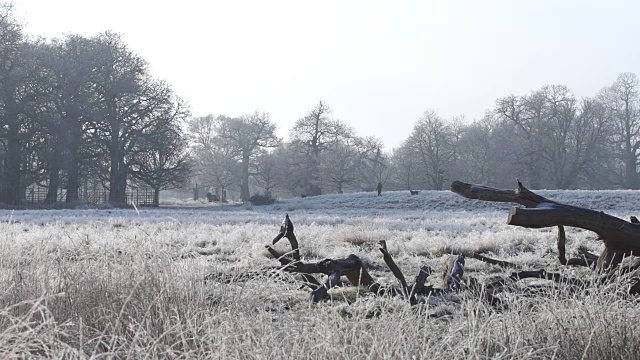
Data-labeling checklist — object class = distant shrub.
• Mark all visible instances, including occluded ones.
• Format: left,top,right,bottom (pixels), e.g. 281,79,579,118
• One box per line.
249,193,276,205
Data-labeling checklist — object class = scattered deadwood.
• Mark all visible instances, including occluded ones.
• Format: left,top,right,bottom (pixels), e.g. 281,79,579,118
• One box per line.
254,187,640,310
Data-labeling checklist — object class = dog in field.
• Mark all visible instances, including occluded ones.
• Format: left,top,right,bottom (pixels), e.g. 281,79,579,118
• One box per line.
409,190,420,195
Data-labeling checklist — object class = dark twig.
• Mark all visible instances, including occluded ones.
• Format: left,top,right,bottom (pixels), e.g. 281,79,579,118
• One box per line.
379,241,409,296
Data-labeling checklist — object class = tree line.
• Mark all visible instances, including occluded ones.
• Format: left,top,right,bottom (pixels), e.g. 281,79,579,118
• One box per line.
3,3,640,206
191,74,640,201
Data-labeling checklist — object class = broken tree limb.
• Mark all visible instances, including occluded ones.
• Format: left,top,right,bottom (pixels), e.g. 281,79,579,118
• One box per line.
557,226,567,265
409,265,432,305
264,245,322,287
508,204,640,269
450,179,554,208
266,245,376,286
442,255,465,290
271,214,300,261
452,180,640,270
486,269,587,290
379,241,410,296
311,270,341,303
470,253,516,268
565,247,599,268
451,180,568,265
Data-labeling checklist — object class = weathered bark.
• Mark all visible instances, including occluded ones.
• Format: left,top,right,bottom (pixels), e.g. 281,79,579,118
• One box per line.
271,214,300,261
451,180,640,270
240,153,250,202
152,187,160,207
311,270,341,303
45,167,60,204
65,124,82,203
469,252,516,268
378,240,409,296
487,269,587,289
5,132,21,205
507,205,640,269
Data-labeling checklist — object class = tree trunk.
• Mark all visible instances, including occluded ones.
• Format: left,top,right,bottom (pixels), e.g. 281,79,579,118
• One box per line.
66,123,82,203
625,153,638,189
5,133,21,205
240,153,250,201
46,167,60,204
153,187,160,207
108,136,127,206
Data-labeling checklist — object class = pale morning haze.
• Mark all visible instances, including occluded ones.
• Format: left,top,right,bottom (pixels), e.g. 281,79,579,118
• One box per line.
6,2,640,358
12,0,640,147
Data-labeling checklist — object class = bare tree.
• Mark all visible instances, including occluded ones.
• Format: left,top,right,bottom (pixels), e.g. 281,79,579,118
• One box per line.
391,141,419,190
496,85,609,189
253,151,277,196
0,4,35,204
214,111,280,201
459,114,499,185
89,32,179,205
321,139,360,194
406,110,452,190
129,98,191,207
599,73,640,189
289,100,352,196
187,114,239,201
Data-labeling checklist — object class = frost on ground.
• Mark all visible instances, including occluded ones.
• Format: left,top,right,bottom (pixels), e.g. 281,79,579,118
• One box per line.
0,190,639,359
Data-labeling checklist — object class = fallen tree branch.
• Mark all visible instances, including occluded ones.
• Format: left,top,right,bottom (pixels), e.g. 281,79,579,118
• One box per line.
271,214,300,261
451,180,569,265
379,240,409,296
470,253,516,268
452,180,640,271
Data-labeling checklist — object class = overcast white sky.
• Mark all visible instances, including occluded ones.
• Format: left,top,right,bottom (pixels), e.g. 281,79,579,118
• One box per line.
12,0,640,148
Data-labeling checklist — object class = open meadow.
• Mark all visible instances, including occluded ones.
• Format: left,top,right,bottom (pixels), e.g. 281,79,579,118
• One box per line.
1,190,640,359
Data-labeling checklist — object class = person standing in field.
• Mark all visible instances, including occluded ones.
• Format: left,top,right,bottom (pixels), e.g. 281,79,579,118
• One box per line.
377,182,382,196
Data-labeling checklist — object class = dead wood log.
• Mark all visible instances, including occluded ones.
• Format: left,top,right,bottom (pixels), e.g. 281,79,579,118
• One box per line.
377,240,437,303
271,214,300,261
442,255,465,290
409,265,432,305
566,247,599,268
470,252,516,268
486,269,587,290
452,180,640,270
378,240,410,296
311,270,341,303
266,245,376,287
451,180,569,265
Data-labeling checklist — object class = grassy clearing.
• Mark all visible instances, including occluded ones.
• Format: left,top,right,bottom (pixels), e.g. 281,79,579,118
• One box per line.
0,191,638,358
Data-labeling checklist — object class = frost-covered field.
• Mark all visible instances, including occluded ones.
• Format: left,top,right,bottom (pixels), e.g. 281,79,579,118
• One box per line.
1,190,640,359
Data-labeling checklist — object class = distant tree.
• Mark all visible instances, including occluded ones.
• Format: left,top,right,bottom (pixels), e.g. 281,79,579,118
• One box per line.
0,4,33,203
495,85,609,189
354,137,388,190
187,114,239,201
391,141,420,190
129,98,190,207
43,35,101,203
458,114,498,185
321,139,360,193
89,32,180,205
599,73,640,189
289,100,352,195
214,111,280,201
253,151,277,196
406,110,452,190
